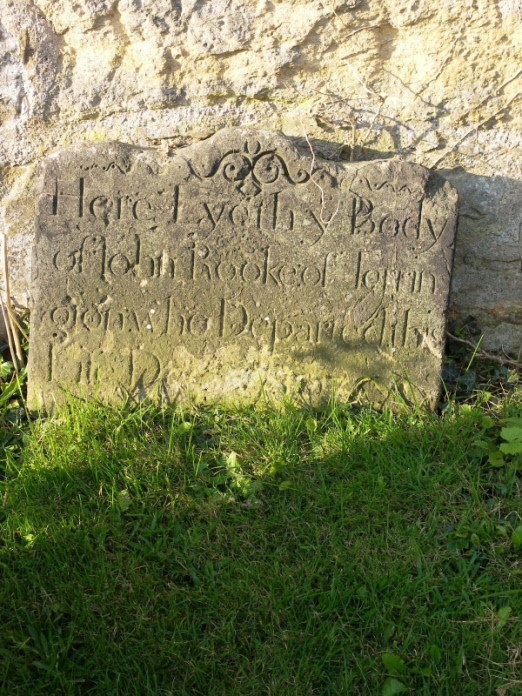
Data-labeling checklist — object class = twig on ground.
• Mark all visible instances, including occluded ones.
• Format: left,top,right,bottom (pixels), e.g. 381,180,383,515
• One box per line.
9,312,29,343
447,332,521,369
0,294,19,375
1,233,25,371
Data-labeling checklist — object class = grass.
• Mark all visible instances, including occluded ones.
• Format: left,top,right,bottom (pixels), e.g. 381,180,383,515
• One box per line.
0,349,521,694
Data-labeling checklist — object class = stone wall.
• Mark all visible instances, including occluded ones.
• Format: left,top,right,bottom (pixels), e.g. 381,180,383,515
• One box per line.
1,0,521,353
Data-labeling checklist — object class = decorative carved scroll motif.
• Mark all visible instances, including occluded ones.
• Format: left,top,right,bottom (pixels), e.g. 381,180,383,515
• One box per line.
204,141,310,198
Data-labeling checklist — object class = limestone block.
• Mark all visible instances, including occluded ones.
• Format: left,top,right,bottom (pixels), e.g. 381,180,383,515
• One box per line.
28,129,458,410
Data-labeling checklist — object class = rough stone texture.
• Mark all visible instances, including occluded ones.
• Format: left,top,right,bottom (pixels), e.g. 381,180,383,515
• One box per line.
28,129,457,410
1,0,521,354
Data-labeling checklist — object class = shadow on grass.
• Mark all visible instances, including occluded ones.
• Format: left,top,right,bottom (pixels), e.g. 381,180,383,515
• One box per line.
1,399,521,695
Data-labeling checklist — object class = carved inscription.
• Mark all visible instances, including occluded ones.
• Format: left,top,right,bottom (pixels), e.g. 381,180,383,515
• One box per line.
28,129,458,410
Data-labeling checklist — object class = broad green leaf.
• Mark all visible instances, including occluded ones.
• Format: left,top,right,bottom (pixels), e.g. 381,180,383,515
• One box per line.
470,438,490,452
382,677,408,695
224,451,239,470
382,653,407,675
511,525,522,551
356,585,368,599
497,605,511,629
0,359,13,380
117,489,131,511
0,376,22,407
305,417,317,434
488,450,505,467
500,427,522,443
470,533,480,547
500,442,522,455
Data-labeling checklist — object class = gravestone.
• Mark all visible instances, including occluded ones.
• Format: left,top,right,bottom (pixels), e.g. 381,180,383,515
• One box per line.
27,128,458,410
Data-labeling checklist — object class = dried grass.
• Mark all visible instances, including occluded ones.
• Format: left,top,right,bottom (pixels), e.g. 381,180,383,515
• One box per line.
1,232,25,373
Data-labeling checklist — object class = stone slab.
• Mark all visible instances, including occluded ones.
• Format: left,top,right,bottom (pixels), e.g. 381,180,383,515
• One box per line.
27,128,458,410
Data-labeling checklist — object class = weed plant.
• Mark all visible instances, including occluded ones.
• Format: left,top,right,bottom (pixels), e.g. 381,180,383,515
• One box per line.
0,339,521,694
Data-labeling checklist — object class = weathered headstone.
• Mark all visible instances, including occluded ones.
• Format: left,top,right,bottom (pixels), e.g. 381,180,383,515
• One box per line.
28,128,458,410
